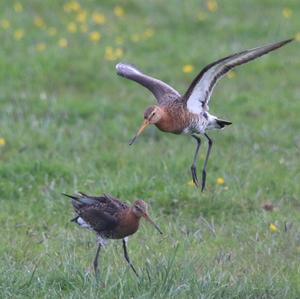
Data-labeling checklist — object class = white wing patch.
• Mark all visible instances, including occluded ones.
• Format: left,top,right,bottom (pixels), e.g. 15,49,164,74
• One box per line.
184,39,292,115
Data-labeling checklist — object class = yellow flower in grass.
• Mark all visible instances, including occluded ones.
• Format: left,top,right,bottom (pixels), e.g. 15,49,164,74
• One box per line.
207,0,218,12
47,27,57,36
35,42,46,52
77,10,87,23
34,16,46,28
14,29,25,40
1,19,10,29
67,22,77,33
227,70,236,79
114,6,124,17
216,177,225,185
64,1,81,13
14,2,23,13
187,180,195,187
104,46,123,61
92,12,106,24
269,223,278,233
0,138,6,146
282,8,293,18
89,31,101,42
182,64,194,73
295,32,300,42
58,38,68,48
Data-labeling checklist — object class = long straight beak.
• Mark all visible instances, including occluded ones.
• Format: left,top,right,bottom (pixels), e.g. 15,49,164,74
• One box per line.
129,119,150,145
143,213,163,234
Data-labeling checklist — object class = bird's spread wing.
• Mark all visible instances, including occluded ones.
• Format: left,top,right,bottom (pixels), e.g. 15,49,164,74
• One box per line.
183,39,293,114
116,63,181,104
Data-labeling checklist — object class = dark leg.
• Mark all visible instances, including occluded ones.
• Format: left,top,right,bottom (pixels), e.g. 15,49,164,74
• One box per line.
122,238,139,278
190,135,202,187
201,133,213,192
93,243,102,278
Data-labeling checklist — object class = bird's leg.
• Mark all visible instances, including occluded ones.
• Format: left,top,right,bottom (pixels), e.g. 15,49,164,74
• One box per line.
93,243,102,279
201,133,213,192
190,135,202,187
122,238,139,278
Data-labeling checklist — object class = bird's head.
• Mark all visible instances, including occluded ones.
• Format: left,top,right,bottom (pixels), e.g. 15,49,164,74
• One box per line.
129,106,162,145
132,199,163,234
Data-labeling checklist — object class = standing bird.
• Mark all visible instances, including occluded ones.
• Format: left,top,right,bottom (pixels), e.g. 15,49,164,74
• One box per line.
116,39,293,191
63,192,162,278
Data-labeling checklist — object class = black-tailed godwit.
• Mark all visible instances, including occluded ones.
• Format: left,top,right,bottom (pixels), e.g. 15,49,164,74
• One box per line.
116,39,293,191
63,192,162,278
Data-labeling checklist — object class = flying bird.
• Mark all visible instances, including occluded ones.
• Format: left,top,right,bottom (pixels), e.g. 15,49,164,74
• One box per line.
63,192,162,278
116,39,293,191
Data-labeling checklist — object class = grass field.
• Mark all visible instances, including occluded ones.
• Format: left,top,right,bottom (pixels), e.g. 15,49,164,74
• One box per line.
0,1,300,298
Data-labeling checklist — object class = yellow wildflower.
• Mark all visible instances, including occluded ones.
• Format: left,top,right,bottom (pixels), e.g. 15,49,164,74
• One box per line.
58,38,68,48
295,32,300,42
92,12,106,24
187,180,195,187
14,29,25,40
77,10,87,23
216,177,225,185
35,42,47,52
114,6,124,17
64,1,80,12
34,16,46,28
67,22,77,33
80,24,88,33
197,11,208,22
144,28,154,38
104,47,123,61
0,19,10,29
282,8,293,18
269,223,278,233
14,2,23,13
207,0,218,12
131,34,140,43
182,64,194,73
227,70,236,79
115,47,123,59
0,138,6,146
89,31,101,42
47,27,57,36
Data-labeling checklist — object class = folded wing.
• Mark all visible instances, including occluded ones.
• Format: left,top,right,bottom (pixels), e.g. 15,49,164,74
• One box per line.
183,39,293,114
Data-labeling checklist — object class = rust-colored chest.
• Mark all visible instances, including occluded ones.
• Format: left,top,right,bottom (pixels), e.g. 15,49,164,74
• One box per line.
155,105,190,134
110,210,140,239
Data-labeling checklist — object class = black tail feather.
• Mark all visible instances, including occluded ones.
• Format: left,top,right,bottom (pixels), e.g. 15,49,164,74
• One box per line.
62,193,79,200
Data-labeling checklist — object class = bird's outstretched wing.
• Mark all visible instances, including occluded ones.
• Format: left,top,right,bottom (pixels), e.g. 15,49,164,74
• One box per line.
116,63,181,104
183,39,293,114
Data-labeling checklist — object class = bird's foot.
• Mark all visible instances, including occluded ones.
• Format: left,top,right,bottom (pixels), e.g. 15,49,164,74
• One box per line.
191,166,199,188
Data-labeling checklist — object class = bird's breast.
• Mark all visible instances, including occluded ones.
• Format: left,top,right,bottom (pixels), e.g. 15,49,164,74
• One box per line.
111,211,140,239
155,106,188,134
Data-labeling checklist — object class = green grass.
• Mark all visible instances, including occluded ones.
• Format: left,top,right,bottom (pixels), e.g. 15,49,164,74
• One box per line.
0,0,300,298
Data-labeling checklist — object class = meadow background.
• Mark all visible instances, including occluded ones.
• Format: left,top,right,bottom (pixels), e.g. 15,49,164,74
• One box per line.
0,0,299,298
